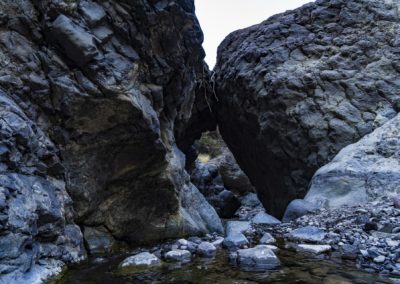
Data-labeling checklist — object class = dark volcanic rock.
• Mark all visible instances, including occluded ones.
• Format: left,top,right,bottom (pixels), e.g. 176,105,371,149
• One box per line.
215,0,400,217
0,0,220,281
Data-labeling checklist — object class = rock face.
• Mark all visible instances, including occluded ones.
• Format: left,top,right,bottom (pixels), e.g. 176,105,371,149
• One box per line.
306,113,400,208
0,0,221,280
214,0,400,217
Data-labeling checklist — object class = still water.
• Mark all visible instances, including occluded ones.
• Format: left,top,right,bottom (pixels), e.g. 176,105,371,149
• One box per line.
57,247,397,284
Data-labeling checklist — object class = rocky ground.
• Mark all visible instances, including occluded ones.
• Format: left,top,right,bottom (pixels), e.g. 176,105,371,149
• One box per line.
114,193,400,283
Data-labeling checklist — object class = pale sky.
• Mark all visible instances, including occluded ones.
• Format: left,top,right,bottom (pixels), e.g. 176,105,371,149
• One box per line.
195,0,314,68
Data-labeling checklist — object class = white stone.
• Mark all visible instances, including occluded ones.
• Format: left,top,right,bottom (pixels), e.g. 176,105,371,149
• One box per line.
295,244,331,254
165,249,191,262
119,252,161,268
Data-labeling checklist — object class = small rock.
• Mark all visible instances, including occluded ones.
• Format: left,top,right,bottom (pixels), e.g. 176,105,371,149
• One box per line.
373,255,386,263
364,222,378,232
165,249,191,262
393,195,400,209
196,242,217,257
176,239,188,247
287,226,326,243
295,244,331,254
119,252,161,268
211,237,224,247
259,233,276,245
251,212,281,225
223,233,249,248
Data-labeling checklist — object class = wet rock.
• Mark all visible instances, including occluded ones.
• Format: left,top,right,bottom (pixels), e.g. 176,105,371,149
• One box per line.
223,233,249,249
259,233,276,245
287,226,326,243
165,250,191,263
119,252,161,268
231,245,280,271
295,244,331,254
251,211,281,225
282,199,319,223
196,242,217,257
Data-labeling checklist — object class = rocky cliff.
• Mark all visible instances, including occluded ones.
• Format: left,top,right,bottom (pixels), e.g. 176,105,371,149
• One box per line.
214,0,400,217
0,0,221,282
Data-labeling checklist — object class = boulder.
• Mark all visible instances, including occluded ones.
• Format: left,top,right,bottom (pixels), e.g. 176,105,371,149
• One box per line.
251,212,281,225
231,245,280,271
214,0,400,217
282,199,319,222
306,114,400,208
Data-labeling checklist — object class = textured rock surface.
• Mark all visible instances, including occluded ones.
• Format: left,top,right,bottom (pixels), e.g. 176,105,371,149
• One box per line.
214,0,400,217
283,199,319,222
230,245,280,271
306,113,400,208
0,0,220,281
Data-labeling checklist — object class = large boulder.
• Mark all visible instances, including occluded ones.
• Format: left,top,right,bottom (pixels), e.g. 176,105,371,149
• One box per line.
0,0,220,281
306,113,400,208
214,0,400,217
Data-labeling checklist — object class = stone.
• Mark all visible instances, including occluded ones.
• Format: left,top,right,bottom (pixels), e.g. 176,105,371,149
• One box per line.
51,15,99,66
287,226,326,243
83,226,114,254
373,255,386,264
259,233,276,245
196,242,217,257
364,222,378,232
251,211,281,225
306,114,400,208
240,193,262,208
225,221,251,236
165,250,191,263
295,244,331,254
394,195,400,209
211,237,224,247
231,245,280,271
282,199,319,222
223,233,249,248
119,252,161,268
78,0,106,27
214,0,400,217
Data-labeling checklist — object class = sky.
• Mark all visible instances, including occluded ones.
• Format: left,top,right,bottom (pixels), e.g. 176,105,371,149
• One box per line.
195,0,314,68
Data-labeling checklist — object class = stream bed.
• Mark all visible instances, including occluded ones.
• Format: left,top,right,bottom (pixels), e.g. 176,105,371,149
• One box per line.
56,248,397,284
